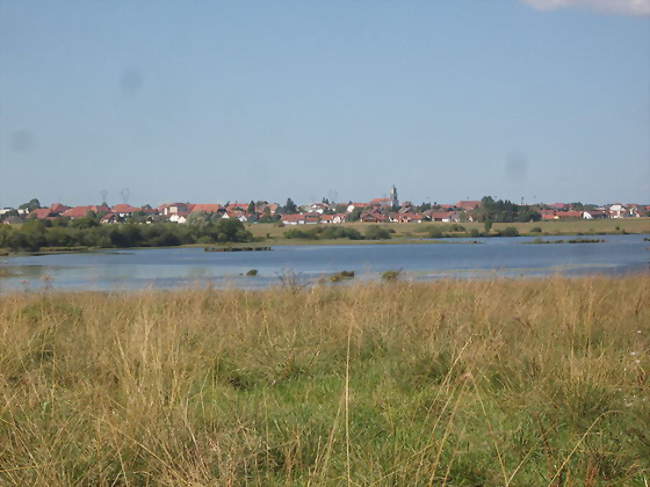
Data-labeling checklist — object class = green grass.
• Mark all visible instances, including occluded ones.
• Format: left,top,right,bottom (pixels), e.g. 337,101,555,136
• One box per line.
0,276,649,485
248,218,650,245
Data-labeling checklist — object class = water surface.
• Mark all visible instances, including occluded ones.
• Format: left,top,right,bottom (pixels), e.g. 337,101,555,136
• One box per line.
1,234,648,292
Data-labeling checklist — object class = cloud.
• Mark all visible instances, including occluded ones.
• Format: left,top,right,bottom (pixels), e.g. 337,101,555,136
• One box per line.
521,0,650,15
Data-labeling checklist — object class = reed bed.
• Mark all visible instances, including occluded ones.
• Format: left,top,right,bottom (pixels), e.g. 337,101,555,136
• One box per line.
0,276,648,486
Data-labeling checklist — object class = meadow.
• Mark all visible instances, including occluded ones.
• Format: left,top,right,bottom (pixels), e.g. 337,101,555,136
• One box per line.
249,218,650,244
0,276,648,485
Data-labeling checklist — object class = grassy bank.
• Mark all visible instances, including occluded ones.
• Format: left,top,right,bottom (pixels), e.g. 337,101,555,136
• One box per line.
0,277,649,485
248,218,650,245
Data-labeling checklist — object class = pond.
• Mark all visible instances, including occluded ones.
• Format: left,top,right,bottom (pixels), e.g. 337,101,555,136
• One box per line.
1,234,648,292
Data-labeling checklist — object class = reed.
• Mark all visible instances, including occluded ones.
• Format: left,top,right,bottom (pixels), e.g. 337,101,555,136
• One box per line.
0,275,648,485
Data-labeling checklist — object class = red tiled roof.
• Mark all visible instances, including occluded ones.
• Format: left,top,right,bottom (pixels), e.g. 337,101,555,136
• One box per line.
281,214,304,222
62,205,109,218
456,201,481,210
370,197,392,204
191,204,222,213
111,204,140,213
556,210,582,218
31,208,53,220
49,203,70,214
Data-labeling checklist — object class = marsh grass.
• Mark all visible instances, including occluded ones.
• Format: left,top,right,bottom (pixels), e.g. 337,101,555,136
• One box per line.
0,276,648,485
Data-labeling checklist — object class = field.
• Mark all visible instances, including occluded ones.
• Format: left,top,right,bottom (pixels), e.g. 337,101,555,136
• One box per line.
0,276,648,485
248,218,650,244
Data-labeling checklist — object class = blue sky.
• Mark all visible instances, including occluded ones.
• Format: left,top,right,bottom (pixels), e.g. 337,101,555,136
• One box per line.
1,0,648,207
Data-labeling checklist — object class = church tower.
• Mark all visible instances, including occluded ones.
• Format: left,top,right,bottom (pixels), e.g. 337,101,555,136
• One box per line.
390,185,399,210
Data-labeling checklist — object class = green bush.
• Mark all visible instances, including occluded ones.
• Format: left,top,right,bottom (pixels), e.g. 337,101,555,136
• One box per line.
364,225,391,240
498,226,520,237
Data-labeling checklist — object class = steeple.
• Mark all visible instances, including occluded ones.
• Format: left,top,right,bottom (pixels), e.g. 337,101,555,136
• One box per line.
389,185,399,210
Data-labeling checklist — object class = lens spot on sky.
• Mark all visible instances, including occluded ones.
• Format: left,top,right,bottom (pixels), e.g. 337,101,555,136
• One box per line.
120,68,143,97
505,153,528,183
11,130,35,153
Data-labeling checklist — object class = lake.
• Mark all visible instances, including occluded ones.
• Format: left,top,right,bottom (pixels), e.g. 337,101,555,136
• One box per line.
1,234,648,292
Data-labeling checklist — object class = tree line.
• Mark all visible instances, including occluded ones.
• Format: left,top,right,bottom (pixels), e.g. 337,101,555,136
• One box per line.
0,217,253,252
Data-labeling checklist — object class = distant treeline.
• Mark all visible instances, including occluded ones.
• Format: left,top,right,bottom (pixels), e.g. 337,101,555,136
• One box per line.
473,197,541,222
0,217,253,252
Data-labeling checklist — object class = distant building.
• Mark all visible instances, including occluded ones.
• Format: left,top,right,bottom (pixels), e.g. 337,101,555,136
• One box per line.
390,185,399,210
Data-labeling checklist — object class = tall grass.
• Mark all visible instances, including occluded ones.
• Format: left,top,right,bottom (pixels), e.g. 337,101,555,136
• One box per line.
0,276,648,485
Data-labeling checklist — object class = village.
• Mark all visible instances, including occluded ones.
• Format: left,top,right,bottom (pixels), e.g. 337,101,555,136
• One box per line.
1,186,648,226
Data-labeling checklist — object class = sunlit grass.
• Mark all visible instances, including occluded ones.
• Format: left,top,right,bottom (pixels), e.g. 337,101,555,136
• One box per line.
0,276,648,485
248,218,650,243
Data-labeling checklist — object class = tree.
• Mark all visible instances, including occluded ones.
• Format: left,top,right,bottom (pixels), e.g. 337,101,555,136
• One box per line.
348,207,363,222
283,198,297,214
484,220,493,234
213,219,253,243
247,200,256,215
19,198,41,212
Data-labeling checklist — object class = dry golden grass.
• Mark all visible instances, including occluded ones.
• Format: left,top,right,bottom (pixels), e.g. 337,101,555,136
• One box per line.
0,276,649,485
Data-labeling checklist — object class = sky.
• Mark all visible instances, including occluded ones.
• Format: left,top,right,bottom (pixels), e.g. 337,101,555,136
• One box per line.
1,0,648,207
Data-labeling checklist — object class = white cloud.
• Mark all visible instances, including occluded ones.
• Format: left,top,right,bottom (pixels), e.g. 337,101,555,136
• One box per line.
521,0,650,15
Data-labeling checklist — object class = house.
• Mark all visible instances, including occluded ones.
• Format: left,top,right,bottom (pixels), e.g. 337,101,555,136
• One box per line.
320,214,335,224
30,208,53,220
541,210,582,220
369,197,393,208
428,211,454,223
302,212,321,224
222,209,248,222
49,203,70,215
320,213,348,224
191,204,222,214
549,203,568,210
111,204,140,218
391,212,426,223
169,212,190,224
456,200,481,211
582,209,607,219
360,211,388,223
62,205,110,219
281,214,306,225
0,207,15,216
626,204,641,218
541,210,557,220
608,204,627,219
100,213,121,224
159,203,192,217
346,203,369,213
555,210,582,219
226,203,249,213
308,203,330,214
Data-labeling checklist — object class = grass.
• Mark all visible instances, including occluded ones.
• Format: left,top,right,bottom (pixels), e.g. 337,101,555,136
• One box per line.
247,219,650,245
0,276,649,485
